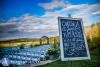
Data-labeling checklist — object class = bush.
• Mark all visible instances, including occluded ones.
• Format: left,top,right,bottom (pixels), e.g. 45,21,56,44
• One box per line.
47,48,58,55
87,37,100,51
20,44,24,49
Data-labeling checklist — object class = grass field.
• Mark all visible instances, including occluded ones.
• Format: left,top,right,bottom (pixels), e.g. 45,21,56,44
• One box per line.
40,51,100,67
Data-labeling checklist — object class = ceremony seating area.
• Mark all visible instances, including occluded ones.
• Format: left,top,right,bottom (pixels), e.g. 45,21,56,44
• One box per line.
0,45,51,65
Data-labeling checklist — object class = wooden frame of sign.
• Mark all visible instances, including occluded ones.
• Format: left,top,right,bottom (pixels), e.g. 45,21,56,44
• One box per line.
58,17,90,61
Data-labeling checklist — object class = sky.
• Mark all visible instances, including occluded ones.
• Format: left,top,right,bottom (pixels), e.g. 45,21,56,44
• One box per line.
0,0,100,40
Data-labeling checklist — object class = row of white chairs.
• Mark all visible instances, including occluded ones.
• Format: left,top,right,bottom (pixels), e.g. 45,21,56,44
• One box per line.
0,45,51,65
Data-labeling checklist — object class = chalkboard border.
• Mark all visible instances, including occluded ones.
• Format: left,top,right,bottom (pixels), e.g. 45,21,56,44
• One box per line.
58,17,90,61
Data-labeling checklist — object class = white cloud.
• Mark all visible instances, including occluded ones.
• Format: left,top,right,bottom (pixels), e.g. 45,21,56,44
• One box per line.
0,0,100,40
0,13,59,40
42,3,100,26
59,4,88,12
72,4,100,26
39,0,68,10
92,10,100,15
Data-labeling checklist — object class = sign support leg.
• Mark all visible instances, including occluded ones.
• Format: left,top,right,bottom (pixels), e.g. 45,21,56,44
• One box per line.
70,61,73,67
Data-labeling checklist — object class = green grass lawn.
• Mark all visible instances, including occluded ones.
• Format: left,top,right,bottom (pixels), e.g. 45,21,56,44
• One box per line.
39,51,100,67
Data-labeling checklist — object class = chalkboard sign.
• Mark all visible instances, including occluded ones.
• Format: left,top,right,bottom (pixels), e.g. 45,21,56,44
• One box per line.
58,17,90,61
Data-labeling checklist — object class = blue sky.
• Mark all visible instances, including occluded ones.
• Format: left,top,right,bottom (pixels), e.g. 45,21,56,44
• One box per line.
0,0,100,40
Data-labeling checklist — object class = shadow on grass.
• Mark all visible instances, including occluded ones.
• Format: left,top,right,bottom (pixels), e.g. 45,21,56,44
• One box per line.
38,51,100,67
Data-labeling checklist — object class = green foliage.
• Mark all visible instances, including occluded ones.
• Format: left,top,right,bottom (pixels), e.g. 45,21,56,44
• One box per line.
87,37,100,51
20,44,25,49
47,48,58,55
34,44,41,46
92,37,100,46
30,44,34,48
